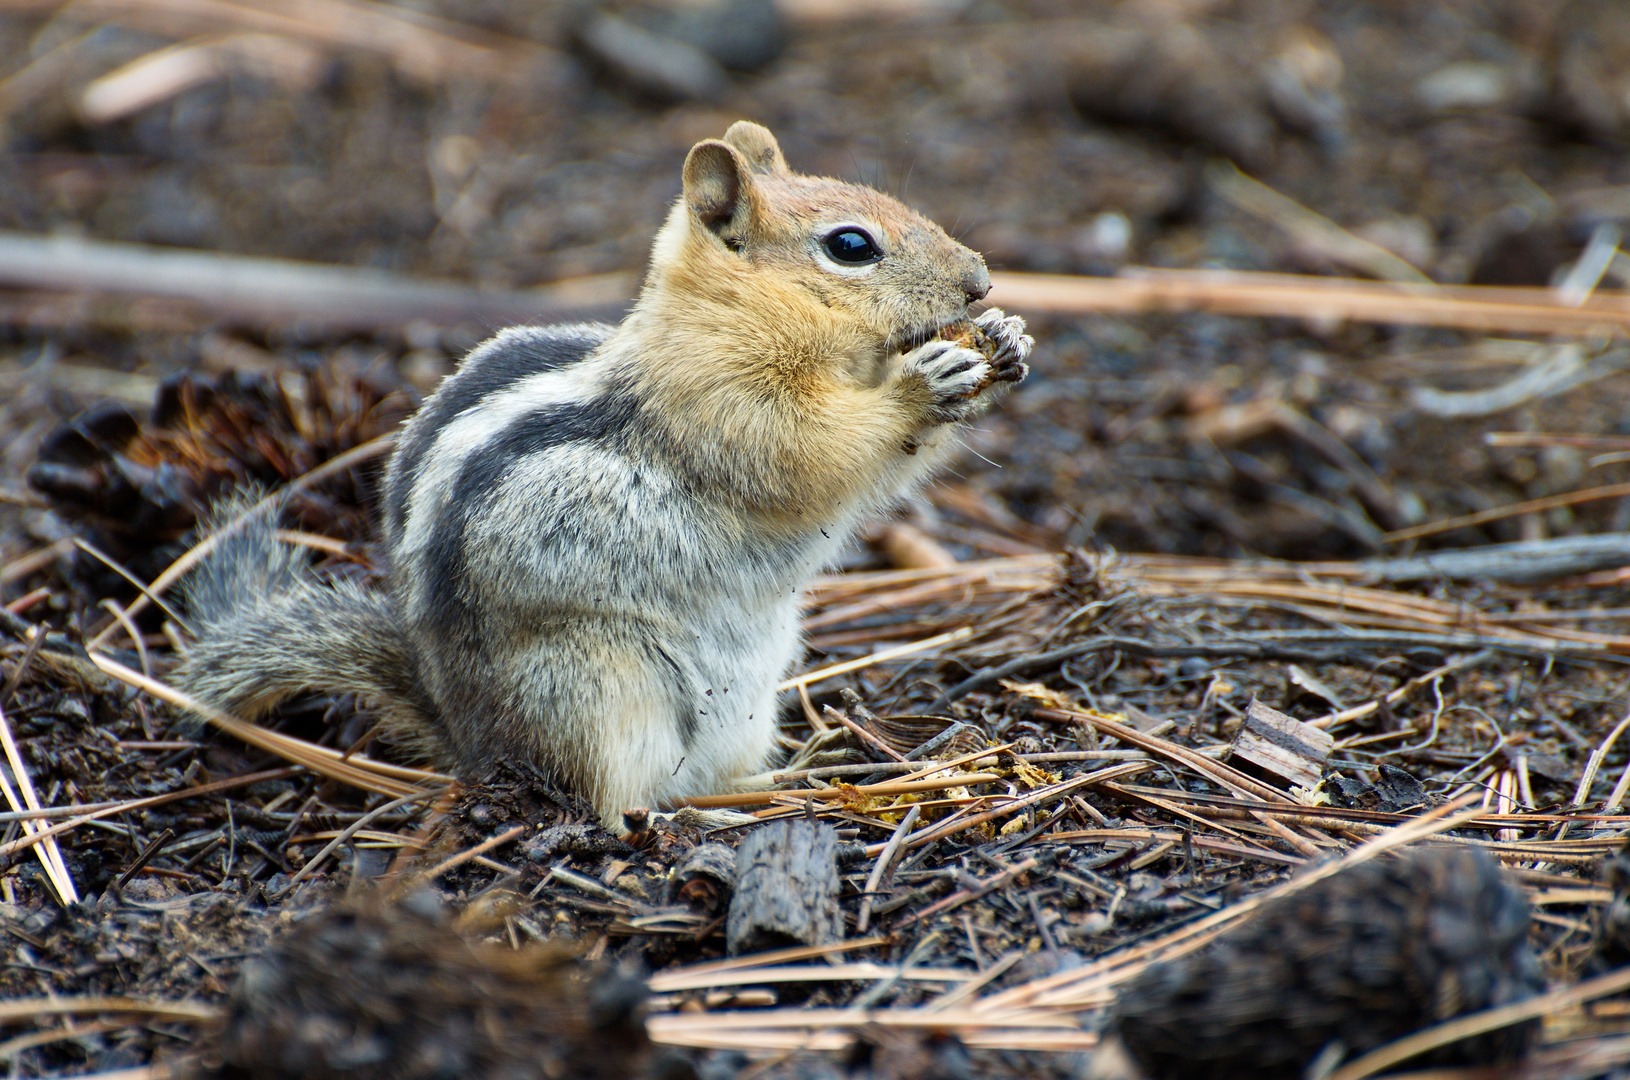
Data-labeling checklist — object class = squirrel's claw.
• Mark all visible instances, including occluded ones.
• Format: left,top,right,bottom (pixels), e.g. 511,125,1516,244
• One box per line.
974,307,1034,378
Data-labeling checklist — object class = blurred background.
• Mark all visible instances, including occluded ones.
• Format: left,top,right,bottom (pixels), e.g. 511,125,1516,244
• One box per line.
3,0,1630,588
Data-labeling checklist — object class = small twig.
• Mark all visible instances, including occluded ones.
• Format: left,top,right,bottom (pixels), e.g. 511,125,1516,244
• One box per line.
1556,222,1621,307
222,801,237,881
73,538,192,636
97,599,149,679
1487,432,1630,451
88,651,448,796
865,766,1136,858
0,228,630,332
684,770,1007,811
1311,650,1494,730
544,865,644,909
650,962,972,993
1384,482,1630,543
980,795,1487,1012
1045,708,1288,805
1572,706,1630,809
856,804,919,934
797,683,828,732
928,635,1398,712
1,586,48,616
0,768,296,860
646,1003,1089,1051
1604,752,1630,813
926,950,1023,1012
988,267,1630,336
273,529,353,557
112,828,174,892
409,824,526,882
753,750,1146,787
0,996,219,1024
0,538,72,587
284,789,442,888
1209,161,1432,284
651,937,890,984
0,624,46,707
894,857,1039,928
0,1019,128,1064
0,699,76,904
779,626,974,692
823,706,908,763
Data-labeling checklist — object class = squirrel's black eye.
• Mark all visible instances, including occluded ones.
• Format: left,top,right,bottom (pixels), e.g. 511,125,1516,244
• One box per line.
824,228,882,264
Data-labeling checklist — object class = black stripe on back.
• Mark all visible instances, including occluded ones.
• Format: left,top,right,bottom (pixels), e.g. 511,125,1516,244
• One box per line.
421,393,642,650
646,641,696,747
384,324,612,537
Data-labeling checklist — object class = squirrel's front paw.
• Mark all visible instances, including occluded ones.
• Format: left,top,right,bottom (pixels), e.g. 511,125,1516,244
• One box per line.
974,308,1033,386
903,339,990,423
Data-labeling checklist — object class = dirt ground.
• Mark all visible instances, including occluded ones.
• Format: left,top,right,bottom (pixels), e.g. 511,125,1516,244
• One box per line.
3,0,1630,1077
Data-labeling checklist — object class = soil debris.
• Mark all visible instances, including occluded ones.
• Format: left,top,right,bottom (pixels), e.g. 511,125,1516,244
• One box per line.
1102,847,1543,1080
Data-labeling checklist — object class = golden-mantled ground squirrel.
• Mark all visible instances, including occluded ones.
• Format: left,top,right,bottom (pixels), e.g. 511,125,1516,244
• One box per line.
176,122,1032,827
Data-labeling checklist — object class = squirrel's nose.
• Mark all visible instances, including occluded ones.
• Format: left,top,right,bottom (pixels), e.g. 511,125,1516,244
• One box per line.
961,261,991,303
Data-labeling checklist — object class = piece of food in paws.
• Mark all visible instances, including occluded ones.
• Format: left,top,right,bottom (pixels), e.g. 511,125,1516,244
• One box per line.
936,319,987,353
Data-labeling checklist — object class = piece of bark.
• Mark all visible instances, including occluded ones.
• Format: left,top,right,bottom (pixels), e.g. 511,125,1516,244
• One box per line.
1227,699,1332,791
672,842,736,916
726,819,842,955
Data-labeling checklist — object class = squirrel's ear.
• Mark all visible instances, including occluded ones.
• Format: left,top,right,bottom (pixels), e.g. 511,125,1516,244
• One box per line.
682,139,756,243
722,121,788,175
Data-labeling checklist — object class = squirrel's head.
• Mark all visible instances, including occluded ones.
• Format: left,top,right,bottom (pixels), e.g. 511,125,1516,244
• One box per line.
645,122,991,368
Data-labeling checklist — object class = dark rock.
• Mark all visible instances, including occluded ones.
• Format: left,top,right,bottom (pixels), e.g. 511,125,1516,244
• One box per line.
655,0,788,73
1064,22,1275,171
574,12,730,103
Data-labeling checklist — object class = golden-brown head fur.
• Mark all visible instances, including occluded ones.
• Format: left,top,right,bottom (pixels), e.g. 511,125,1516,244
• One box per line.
620,122,993,520
640,122,988,382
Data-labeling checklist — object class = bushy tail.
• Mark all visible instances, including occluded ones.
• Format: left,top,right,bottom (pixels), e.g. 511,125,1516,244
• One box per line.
173,494,435,743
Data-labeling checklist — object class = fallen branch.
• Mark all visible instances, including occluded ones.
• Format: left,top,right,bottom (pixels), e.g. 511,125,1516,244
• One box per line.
0,232,632,332
14,236,1630,342
2,0,555,86
989,268,1630,336
1356,534,1630,582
